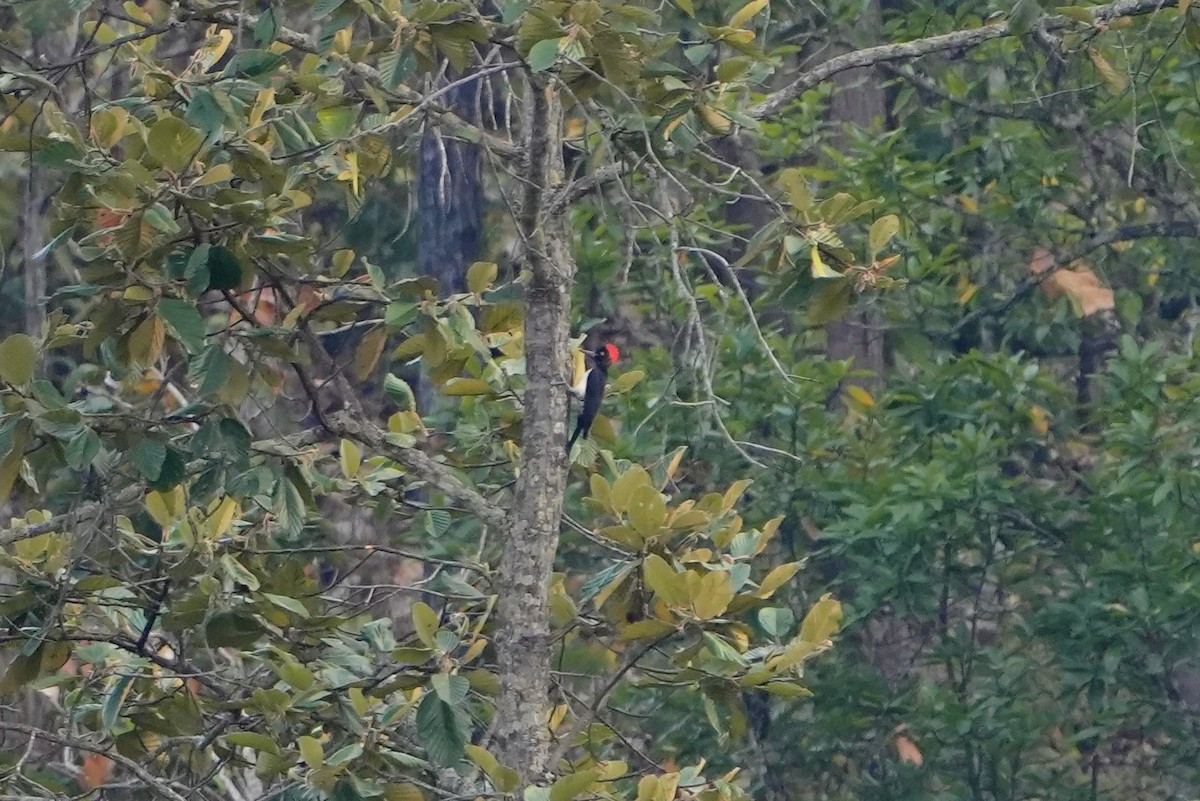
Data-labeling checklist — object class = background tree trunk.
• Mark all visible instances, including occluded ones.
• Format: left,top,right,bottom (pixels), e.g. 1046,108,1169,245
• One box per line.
825,1,888,397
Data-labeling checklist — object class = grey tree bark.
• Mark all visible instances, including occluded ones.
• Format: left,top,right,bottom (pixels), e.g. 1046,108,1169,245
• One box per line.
489,77,573,784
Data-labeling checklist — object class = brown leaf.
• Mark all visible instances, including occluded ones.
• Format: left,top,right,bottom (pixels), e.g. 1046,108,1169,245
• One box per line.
1029,248,1114,317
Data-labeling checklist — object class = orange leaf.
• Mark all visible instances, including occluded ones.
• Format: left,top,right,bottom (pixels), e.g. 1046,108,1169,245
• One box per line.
1047,267,1115,317
894,733,923,767
80,754,113,790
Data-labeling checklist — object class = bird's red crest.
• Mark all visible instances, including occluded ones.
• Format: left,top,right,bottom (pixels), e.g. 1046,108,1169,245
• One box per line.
602,343,620,364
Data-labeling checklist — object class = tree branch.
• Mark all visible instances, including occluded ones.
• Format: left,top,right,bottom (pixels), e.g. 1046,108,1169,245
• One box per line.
750,0,1180,120
943,220,1200,339
0,721,191,801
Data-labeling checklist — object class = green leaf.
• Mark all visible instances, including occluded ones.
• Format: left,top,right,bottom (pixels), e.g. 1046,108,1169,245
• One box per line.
223,50,286,78
0,334,37,386
1055,5,1094,23
151,448,187,491
32,224,76,260
205,611,265,649
527,38,562,72
253,7,278,45
674,0,695,16
758,606,794,638
415,693,469,767
379,48,416,89
0,648,42,695
221,554,261,591
431,673,470,705
143,202,180,234
158,298,207,353
225,732,282,754
65,427,101,470
205,245,244,291
130,438,167,481
384,374,416,411
102,674,133,729
311,0,346,20
262,592,310,619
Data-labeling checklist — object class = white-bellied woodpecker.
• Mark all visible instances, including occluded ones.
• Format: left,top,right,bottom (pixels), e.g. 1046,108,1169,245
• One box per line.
567,343,619,453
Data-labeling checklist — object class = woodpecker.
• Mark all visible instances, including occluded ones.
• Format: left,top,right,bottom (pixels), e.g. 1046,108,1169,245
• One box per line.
567,343,619,453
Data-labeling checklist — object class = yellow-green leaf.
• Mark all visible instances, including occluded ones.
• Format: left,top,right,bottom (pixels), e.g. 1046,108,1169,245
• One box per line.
206,496,239,538
411,602,439,649
618,618,677,642
147,115,204,172
354,326,387,380
332,249,354,278
628,484,667,537
339,438,362,478
810,246,841,279
643,554,687,607
1056,6,1095,24
611,369,645,393
1088,47,1128,93
722,479,752,513
691,570,734,620
757,561,800,598
195,163,234,186
800,593,842,644
868,214,900,256
441,377,494,396
91,107,129,147
465,745,520,793
550,770,599,801
729,0,768,28
383,784,426,801
0,334,37,386
610,465,652,513
128,315,165,367
588,473,613,511
297,735,323,768
466,261,498,293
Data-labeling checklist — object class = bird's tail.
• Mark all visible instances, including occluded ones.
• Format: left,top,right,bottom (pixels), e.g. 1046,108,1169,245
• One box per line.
566,420,586,453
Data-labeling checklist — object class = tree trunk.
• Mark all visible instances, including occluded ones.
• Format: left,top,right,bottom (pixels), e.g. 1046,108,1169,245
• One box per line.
490,77,573,785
